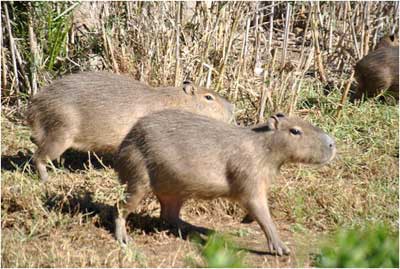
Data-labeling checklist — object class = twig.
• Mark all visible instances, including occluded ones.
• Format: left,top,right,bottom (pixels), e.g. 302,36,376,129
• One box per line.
54,2,80,21
363,2,370,56
204,63,213,89
311,3,327,84
254,1,260,69
216,3,242,90
14,40,32,94
174,2,181,86
298,3,312,67
258,86,268,123
328,4,334,54
1,47,7,91
281,2,291,66
101,5,119,73
268,1,275,55
289,47,314,114
232,15,250,102
1,5,7,92
336,70,355,118
28,2,38,95
349,3,361,60
4,3,20,106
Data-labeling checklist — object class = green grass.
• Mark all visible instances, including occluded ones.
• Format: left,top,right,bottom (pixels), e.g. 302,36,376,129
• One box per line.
269,87,399,232
192,233,246,268
315,224,399,268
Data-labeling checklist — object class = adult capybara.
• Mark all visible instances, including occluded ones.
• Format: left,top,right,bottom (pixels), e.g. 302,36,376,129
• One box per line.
352,34,399,102
114,110,336,256
27,72,234,182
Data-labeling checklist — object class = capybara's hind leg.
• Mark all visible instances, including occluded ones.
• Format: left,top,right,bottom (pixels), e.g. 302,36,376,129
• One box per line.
114,185,148,244
114,150,150,244
33,134,72,182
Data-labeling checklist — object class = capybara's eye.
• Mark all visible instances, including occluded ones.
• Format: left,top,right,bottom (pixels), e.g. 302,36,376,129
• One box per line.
290,128,302,135
205,94,214,101
276,113,285,118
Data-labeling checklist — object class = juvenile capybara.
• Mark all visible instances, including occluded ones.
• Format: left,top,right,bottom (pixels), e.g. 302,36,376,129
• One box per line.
352,34,399,102
114,110,336,256
27,72,234,182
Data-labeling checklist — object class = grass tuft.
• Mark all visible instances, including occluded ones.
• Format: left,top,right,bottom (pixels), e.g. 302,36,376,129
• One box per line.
314,223,399,268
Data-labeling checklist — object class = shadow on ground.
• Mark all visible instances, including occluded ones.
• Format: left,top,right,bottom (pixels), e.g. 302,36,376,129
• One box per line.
43,191,214,242
1,150,114,173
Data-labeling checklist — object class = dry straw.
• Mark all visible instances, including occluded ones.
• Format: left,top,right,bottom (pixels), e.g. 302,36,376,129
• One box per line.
1,1,398,121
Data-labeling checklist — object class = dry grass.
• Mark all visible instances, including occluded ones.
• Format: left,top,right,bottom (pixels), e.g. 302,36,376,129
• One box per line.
2,2,399,117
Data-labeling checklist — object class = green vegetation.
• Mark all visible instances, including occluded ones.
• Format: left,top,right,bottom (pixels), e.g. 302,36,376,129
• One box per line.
270,88,399,235
194,233,246,268
315,224,399,268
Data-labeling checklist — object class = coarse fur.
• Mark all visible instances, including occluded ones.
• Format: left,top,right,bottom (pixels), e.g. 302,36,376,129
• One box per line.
114,110,336,256
27,72,234,181
352,46,399,102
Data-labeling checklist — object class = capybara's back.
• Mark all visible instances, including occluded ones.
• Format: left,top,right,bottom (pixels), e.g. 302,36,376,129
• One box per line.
353,47,399,101
27,72,234,181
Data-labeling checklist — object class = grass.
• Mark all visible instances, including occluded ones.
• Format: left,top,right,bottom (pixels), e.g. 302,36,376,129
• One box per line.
1,85,398,267
315,224,399,268
276,87,399,231
188,233,246,268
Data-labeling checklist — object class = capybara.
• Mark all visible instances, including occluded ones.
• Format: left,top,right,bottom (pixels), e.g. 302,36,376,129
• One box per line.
352,35,399,102
375,34,399,50
27,72,234,182
114,110,336,256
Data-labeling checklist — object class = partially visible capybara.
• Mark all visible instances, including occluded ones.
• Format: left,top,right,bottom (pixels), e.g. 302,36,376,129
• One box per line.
114,110,336,256
351,34,399,102
375,34,399,50
27,72,234,182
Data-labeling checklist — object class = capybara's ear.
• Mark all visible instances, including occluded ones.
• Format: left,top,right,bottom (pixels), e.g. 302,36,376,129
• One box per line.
267,113,285,130
183,80,195,95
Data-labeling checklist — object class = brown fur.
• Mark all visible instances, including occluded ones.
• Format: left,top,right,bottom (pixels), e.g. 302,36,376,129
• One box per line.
114,110,336,256
27,72,234,181
351,34,399,102
352,46,399,102
375,34,399,50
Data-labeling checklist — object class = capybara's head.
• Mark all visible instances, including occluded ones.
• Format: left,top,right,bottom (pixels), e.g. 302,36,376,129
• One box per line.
256,113,336,164
181,81,235,123
375,34,399,50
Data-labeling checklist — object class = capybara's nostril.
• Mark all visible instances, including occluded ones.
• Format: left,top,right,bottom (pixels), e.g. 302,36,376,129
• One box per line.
323,134,335,149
